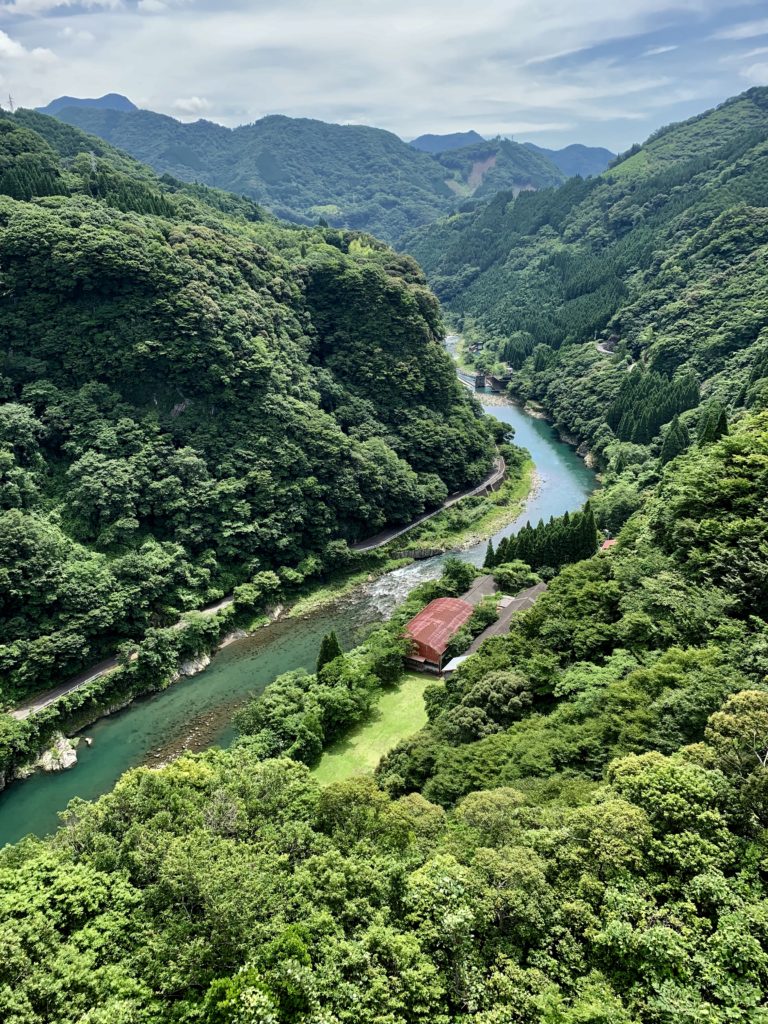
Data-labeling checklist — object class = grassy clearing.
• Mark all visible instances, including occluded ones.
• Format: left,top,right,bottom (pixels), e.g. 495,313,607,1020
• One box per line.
313,672,436,785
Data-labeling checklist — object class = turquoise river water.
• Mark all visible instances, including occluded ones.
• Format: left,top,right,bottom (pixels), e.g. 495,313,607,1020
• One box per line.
0,392,595,847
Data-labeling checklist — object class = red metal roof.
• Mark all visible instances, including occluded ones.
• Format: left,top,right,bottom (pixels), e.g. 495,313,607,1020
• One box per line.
405,598,474,664
601,538,618,551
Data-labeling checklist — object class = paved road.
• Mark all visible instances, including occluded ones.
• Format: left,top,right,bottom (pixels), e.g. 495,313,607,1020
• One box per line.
352,456,506,553
465,581,548,654
8,431,503,719
9,596,235,722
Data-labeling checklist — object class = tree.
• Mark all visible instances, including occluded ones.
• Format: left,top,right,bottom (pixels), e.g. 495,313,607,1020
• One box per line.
316,631,343,674
698,401,728,445
659,414,690,465
483,539,495,569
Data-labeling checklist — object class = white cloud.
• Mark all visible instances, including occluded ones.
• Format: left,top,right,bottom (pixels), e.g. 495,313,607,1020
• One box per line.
58,26,96,44
172,94,212,114
714,18,768,41
1,0,121,12
0,27,52,59
523,46,590,67
741,61,768,85
0,0,759,150
643,44,678,57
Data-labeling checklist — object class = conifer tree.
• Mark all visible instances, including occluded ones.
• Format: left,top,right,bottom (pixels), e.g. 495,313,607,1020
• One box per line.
698,402,728,445
660,415,690,464
316,631,343,674
483,539,495,569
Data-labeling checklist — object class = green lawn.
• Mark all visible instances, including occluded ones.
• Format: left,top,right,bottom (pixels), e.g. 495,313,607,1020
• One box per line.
312,672,436,785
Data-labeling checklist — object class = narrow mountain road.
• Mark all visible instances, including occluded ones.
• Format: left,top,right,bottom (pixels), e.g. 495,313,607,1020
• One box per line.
9,596,234,722
351,455,506,552
465,581,548,653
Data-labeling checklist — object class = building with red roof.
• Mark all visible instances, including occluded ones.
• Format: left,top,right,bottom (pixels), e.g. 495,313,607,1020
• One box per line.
601,538,618,551
404,597,474,672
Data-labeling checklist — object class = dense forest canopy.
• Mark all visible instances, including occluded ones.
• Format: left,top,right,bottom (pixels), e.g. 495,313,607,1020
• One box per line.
4,80,768,1024
0,110,496,704
43,104,569,243
3,402,768,1024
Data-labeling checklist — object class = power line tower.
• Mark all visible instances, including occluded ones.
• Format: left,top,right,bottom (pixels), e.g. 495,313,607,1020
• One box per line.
7,94,14,113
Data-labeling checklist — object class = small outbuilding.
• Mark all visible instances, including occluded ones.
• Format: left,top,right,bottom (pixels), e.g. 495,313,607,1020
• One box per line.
404,597,474,673
601,538,618,551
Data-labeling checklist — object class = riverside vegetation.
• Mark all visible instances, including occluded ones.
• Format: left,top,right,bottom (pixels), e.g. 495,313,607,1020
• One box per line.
3,88,768,1022
0,109,501,768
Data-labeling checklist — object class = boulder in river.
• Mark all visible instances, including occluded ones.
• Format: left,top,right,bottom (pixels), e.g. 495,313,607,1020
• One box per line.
37,734,78,773
178,653,211,677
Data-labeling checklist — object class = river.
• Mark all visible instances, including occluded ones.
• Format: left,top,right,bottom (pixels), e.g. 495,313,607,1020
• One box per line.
0,392,595,847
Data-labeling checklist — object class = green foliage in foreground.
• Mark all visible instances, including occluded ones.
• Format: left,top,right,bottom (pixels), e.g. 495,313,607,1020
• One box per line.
3,413,768,1021
0,112,497,704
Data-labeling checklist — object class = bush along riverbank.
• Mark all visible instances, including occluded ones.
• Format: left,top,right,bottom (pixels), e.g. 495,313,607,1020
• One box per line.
0,443,534,791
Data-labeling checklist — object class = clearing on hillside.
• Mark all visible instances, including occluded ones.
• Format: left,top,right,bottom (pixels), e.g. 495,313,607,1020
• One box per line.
312,672,435,785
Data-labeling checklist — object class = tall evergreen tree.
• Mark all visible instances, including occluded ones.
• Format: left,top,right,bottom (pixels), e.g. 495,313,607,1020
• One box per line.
483,539,495,569
660,415,691,464
317,631,343,674
698,402,729,445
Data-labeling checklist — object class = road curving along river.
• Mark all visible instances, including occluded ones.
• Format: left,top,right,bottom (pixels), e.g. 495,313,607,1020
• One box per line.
0,392,596,847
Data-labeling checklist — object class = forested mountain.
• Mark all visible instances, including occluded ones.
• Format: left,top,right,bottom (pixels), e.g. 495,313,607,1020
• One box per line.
0,109,496,703
404,87,768,449
399,86,768,617
523,141,614,178
410,130,486,153
36,93,137,116
433,137,565,199
44,103,565,242
4,391,768,1022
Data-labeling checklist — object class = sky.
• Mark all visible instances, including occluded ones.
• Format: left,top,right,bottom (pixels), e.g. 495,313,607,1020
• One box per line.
1,1,768,150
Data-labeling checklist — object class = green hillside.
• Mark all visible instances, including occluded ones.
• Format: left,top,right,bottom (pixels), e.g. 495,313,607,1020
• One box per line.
435,137,565,198
46,105,565,243
4,402,768,1023
408,88,768,334
0,111,496,703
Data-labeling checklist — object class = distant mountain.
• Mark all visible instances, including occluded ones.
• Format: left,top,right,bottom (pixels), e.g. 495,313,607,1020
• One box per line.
44,105,565,243
434,137,565,198
410,130,486,154
523,141,614,178
36,93,138,116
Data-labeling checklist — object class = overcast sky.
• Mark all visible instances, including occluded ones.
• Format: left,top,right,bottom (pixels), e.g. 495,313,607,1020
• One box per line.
1,1,768,149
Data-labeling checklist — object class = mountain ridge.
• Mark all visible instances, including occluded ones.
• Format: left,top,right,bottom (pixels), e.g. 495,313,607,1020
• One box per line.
36,92,137,115
42,102,568,242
